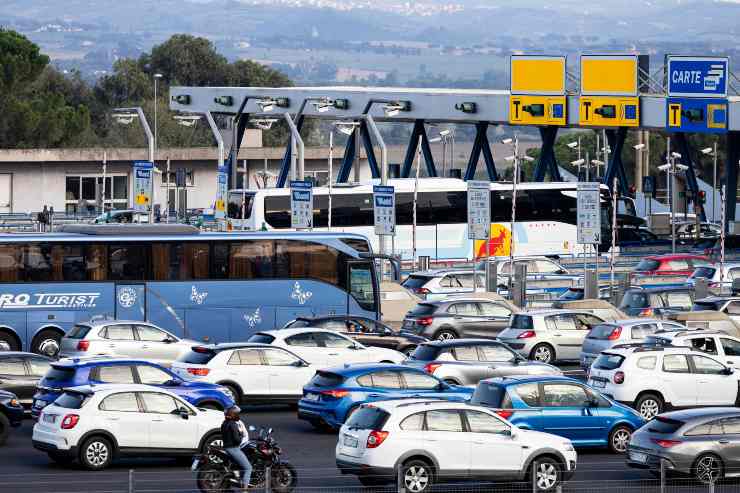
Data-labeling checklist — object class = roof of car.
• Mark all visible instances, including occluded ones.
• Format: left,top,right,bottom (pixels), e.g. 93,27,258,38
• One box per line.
624,285,693,293
696,296,740,303
76,319,159,328
368,398,475,413
52,357,169,368
408,269,472,277
61,383,177,395
480,375,580,386
321,363,416,376
515,309,601,316
257,328,344,338
658,407,740,422
189,343,272,352
653,329,729,339
421,339,508,348
644,254,709,261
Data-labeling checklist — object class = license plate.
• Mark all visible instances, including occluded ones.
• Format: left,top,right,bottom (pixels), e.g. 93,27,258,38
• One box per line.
191,458,200,471
591,379,606,388
304,393,320,402
343,436,359,448
43,414,56,423
630,452,647,463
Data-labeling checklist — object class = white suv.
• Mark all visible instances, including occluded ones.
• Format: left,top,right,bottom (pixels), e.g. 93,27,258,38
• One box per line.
336,399,577,492
32,384,223,470
587,346,739,420
646,330,740,367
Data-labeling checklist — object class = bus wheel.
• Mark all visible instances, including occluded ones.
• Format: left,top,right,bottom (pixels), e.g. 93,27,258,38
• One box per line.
32,330,62,358
0,331,19,352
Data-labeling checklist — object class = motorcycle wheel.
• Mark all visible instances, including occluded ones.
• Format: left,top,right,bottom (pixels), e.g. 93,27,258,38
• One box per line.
197,467,230,493
271,462,298,493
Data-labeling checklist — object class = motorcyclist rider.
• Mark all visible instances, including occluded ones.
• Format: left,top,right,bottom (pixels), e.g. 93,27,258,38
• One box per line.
221,405,253,490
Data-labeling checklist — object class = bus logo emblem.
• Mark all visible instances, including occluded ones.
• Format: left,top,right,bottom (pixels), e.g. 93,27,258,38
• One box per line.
244,308,262,327
190,286,208,305
118,287,138,308
291,282,312,305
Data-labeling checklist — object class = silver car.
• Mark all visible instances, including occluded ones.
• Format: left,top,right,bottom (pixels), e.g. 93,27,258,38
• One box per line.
59,320,197,364
627,407,740,484
497,309,606,363
403,339,562,386
579,319,685,370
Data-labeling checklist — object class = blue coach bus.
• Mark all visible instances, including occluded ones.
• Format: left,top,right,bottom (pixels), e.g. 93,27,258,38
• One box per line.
0,224,379,356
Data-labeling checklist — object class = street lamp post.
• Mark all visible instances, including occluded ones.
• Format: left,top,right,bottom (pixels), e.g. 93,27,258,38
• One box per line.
113,106,155,222
153,73,163,156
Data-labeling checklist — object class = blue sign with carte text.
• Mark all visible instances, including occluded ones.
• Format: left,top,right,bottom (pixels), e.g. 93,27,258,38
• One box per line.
667,56,729,97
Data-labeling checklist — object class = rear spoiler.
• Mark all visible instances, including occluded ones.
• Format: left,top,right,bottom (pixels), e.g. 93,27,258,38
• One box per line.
60,387,95,396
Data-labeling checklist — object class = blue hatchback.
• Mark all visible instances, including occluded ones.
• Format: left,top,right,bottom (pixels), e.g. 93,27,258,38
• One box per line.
470,375,645,453
297,363,473,430
32,358,233,417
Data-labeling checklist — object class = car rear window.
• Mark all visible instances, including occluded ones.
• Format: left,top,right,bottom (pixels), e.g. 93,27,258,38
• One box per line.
558,289,583,301
592,353,625,370
345,406,390,431
408,345,441,361
247,333,276,344
587,324,619,340
470,382,506,407
510,315,534,330
309,371,345,387
648,416,684,434
408,304,437,317
53,391,89,409
43,366,76,384
176,347,218,365
619,290,648,309
635,259,660,272
402,276,433,290
692,301,722,311
66,324,92,339
691,267,716,279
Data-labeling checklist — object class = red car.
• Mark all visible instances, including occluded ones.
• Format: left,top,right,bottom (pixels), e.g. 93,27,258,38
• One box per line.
632,254,711,276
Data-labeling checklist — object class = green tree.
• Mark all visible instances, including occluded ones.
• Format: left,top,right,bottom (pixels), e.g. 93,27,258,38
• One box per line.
0,28,48,95
143,34,229,86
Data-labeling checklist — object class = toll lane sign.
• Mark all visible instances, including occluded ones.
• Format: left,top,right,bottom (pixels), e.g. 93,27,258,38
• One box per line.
373,185,396,236
667,56,729,97
577,183,601,245
133,161,153,213
667,97,728,134
290,180,313,229
467,180,491,240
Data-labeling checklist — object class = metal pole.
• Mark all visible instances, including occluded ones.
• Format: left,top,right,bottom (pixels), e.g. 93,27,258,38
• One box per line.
413,141,421,271
509,136,519,295
354,122,362,183
365,114,388,278
611,177,618,300
153,77,158,156
585,151,590,274
102,151,107,214
450,129,455,176
265,465,272,493
660,459,666,493
602,129,609,180
667,137,676,254
242,159,247,230
713,140,718,223
721,184,726,293
132,107,155,223
283,114,304,181
441,137,447,177
165,158,170,223
328,130,333,230
128,469,134,493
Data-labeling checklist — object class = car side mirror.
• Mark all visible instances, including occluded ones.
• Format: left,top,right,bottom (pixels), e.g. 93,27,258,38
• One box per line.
165,379,180,387
173,407,189,419
723,367,735,376
556,269,567,275
291,360,307,367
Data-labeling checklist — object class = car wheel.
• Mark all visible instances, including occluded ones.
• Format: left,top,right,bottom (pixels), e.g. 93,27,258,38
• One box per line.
532,457,561,492
434,329,457,341
47,452,76,465
201,434,223,453
32,329,61,358
79,436,113,470
530,344,555,364
694,453,724,484
0,331,19,352
0,413,9,446
635,393,663,420
401,459,433,493
608,425,632,454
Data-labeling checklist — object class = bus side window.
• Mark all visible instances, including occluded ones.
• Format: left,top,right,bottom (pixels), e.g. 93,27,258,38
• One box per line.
0,244,21,282
211,242,229,279
86,243,108,281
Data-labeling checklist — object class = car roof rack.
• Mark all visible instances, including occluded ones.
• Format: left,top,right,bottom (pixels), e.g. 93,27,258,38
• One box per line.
394,398,457,408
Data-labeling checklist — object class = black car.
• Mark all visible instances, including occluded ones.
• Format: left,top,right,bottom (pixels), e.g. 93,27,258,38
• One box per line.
283,316,427,356
0,390,24,445
0,352,52,409
402,298,515,341
618,286,695,317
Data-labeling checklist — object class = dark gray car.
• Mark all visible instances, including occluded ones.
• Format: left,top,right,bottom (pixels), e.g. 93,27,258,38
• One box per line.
401,298,514,341
403,339,561,386
627,407,740,483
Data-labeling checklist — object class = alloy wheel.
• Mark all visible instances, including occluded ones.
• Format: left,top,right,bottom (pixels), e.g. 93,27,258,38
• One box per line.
404,465,430,492
436,331,455,341
533,346,552,363
696,455,722,484
638,399,660,420
611,428,631,453
37,338,60,358
536,462,558,491
85,441,109,467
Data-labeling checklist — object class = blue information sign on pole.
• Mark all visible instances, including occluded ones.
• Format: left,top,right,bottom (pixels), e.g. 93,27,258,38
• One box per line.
667,56,729,97
215,167,228,220
373,185,396,236
290,180,313,229
132,161,153,213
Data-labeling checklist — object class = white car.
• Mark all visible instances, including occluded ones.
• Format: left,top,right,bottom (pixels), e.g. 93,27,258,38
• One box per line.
336,399,577,492
60,320,198,364
247,328,405,366
170,343,316,405
587,346,738,420
646,329,740,367
32,384,223,470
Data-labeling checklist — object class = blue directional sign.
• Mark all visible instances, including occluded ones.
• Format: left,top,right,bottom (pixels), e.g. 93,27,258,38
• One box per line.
373,185,396,236
666,97,728,134
667,56,729,97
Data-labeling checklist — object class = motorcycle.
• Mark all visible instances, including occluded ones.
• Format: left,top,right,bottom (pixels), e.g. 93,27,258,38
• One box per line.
193,426,297,493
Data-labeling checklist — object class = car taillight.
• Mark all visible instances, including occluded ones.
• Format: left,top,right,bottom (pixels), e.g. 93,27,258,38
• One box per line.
496,410,514,420
424,363,441,375
366,430,389,448
639,308,654,317
187,368,210,376
416,288,430,295
61,414,80,429
76,340,90,351
517,330,536,339
613,371,625,384
417,317,433,326
651,438,681,448
607,327,623,340
709,282,720,288
320,389,349,399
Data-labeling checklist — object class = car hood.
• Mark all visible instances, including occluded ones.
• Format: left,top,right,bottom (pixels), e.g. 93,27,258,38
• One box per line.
516,428,573,449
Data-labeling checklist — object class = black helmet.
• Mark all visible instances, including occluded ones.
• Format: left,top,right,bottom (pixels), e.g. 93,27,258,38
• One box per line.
225,405,241,418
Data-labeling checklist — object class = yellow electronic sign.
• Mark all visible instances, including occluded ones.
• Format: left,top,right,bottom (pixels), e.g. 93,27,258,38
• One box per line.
579,96,640,127
580,54,647,96
509,95,567,125
668,102,682,127
510,55,566,95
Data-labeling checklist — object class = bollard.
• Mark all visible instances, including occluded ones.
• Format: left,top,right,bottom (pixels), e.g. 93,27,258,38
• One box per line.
486,260,498,293
397,465,405,493
531,460,538,493
418,256,430,272
660,459,666,493
265,466,272,493
128,469,134,493
709,478,715,493
556,484,563,493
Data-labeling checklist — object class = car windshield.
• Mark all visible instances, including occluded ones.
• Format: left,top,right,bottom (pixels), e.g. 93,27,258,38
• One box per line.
247,334,276,344
690,267,716,279
592,353,624,370
587,324,619,340
470,382,506,407
402,276,433,290
648,417,684,434
408,345,441,361
43,366,76,384
176,347,218,365
309,371,345,387
345,406,390,431
635,259,660,272
53,391,89,409
66,324,92,339
619,290,648,309
510,315,533,330
408,304,437,317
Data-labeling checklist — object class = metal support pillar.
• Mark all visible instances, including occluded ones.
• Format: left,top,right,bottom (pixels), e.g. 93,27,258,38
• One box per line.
464,122,498,181
400,120,437,178
673,132,706,222
337,129,356,183
276,114,304,187
603,128,629,196
226,98,253,189
725,131,740,228
532,127,561,182
359,120,381,178
336,122,381,183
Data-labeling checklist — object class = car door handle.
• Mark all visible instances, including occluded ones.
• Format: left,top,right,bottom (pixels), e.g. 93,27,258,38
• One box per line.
106,417,120,421
152,419,164,422
553,334,562,337
368,394,382,398
328,353,339,356
473,441,487,444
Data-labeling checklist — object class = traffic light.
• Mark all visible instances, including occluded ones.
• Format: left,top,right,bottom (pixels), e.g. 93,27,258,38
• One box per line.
595,105,616,118
698,190,706,204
